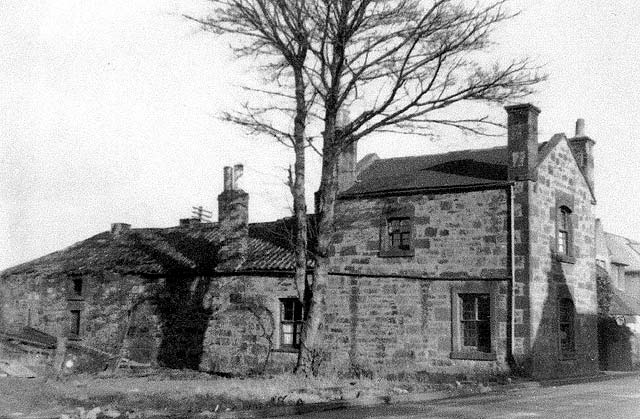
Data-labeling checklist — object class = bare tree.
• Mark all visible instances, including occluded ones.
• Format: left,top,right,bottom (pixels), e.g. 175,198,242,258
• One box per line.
186,0,315,308
297,0,545,374
188,0,545,375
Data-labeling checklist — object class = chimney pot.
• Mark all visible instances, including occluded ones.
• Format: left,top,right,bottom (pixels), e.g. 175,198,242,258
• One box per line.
233,164,244,190
223,166,233,191
575,118,585,137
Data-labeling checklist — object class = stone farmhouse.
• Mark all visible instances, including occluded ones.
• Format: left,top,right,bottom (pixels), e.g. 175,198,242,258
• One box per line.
0,104,599,379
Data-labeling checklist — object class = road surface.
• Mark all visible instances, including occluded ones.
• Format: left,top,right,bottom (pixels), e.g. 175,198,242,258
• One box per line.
282,373,640,419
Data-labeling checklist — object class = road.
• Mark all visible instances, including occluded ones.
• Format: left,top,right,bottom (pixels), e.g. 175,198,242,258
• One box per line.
281,373,640,419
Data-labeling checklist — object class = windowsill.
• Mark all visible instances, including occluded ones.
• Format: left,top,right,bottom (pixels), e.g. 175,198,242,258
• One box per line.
379,248,415,258
555,253,576,264
450,351,497,361
67,296,84,301
271,347,299,354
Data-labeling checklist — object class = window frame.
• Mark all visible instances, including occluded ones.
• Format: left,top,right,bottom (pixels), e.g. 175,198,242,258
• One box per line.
279,298,304,351
557,298,576,359
555,193,576,263
450,284,497,361
67,275,85,300
379,205,415,258
69,309,81,338
459,293,492,353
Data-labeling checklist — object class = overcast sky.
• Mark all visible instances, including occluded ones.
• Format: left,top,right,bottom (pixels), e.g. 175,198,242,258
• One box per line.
1,0,639,270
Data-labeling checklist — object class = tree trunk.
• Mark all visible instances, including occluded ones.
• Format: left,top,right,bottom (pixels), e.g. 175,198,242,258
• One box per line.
296,111,341,375
291,68,308,302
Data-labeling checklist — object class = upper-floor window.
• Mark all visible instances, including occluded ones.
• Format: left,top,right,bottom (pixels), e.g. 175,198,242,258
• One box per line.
72,277,83,297
558,298,575,357
557,206,570,254
380,204,415,257
388,218,411,251
556,204,574,263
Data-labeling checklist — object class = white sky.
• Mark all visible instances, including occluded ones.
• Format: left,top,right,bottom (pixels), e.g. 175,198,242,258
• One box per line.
1,0,639,270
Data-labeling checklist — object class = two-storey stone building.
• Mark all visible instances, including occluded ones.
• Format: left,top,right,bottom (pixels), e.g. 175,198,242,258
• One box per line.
0,104,599,379
320,105,597,379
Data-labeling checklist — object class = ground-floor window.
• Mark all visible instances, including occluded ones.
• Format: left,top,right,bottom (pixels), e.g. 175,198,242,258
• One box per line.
451,286,495,360
70,310,81,337
558,298,575,357
460,293,491,353
280,298,303,349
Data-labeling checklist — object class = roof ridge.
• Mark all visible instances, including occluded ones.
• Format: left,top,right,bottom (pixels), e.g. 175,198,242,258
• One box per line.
604,231,640,243
370,145,508,163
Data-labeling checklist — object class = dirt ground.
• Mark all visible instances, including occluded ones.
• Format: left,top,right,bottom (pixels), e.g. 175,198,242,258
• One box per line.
0,370,444,418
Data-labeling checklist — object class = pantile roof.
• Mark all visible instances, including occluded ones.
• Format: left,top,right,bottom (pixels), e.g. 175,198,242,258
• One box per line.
1,225,223,278
1,218,311,278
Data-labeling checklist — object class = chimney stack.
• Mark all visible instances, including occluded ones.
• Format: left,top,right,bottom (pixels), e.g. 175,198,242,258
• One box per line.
505,103,540,181
217,165,249,269
111,223,131,237
336,109,357,193
569,118,595,192
179,218,201,228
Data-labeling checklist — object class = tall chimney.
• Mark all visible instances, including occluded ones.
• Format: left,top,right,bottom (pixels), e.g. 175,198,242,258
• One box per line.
217,165,249,269
336,109,357,193
505,103,540,181
569,118,595,192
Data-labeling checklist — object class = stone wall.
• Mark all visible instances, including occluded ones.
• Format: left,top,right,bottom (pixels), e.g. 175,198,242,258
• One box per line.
0,271,163,358
320,188,512,377
526,138,598,378
200,274,299,375
0,271,69,336
0,270,231,370
320,276,510,377
331,189,509,278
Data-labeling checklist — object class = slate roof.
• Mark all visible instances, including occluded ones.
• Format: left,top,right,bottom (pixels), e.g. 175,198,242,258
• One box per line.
610,288,640,316
0,326,57,349
1,218,309,278
605,232,640,271
341,142,551,197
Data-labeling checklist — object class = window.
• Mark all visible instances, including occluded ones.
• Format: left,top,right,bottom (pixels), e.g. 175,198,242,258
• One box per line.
557,207,570,255
380,205,415,257
451,288,496,360
558,298,575,357
459,294,491,353
388,218,411,251
556,204,574,263
280,299,304,349
72,277,83,297
70,310,81,337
